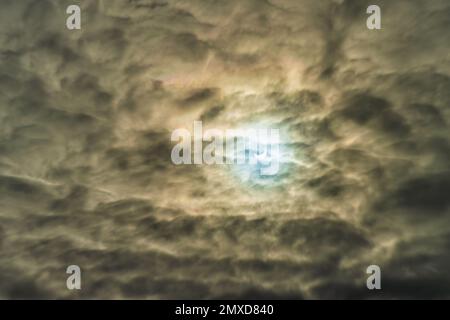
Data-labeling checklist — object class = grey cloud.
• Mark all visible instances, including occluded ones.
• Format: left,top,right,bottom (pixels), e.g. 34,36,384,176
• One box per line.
0,0,449,299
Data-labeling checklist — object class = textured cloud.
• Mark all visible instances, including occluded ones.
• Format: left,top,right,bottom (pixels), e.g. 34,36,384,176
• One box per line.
0,0,449,299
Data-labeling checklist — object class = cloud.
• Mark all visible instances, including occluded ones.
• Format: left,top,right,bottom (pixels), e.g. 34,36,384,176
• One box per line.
0,0,449,299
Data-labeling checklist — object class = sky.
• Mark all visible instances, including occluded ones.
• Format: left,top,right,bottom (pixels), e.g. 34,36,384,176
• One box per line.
0,0,449,299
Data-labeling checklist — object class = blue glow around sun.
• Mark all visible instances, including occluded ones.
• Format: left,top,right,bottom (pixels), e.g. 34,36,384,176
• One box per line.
226,121,295,187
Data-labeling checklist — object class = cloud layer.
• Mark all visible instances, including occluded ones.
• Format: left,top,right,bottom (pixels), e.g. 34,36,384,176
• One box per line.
0,0,449,299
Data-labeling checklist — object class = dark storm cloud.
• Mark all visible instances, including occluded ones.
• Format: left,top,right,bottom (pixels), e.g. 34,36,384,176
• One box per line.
0,0,449,299
334,93,411,137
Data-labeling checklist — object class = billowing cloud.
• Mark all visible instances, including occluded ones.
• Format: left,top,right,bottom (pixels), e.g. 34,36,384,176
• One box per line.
0,0,449,299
